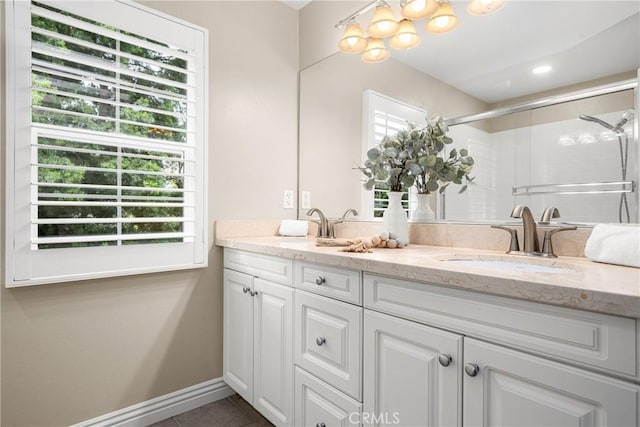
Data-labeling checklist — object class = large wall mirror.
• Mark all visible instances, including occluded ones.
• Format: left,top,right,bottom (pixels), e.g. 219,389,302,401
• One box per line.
298,0,640,225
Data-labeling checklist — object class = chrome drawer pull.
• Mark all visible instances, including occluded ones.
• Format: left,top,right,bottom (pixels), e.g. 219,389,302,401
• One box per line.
242,286,250,294
315,337,326,346
316,423,326,427
315,276,326,285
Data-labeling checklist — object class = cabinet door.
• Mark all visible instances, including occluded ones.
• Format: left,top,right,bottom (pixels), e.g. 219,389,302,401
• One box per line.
223,269,254,404
364,310,462,427
253,278,294,426
463,338,639,427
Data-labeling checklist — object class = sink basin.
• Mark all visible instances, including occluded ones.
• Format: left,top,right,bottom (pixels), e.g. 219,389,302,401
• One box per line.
443,257,577,274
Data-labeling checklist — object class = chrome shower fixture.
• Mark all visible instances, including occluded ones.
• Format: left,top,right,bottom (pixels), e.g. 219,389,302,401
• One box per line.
578,114,615,131
578,110,635,223
614,109,634,131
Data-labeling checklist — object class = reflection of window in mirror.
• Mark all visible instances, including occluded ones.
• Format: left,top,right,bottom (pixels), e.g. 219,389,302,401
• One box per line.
361,90,427,220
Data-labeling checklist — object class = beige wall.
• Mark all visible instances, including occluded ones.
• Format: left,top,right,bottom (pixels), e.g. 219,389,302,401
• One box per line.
299,53,488,219
0,1,299,426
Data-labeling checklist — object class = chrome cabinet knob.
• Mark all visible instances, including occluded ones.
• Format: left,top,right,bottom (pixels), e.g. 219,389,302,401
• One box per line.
438,354,452,367
315,337,326,346
242,286,250,294
316,423,326,427
250,290,258,297
464,363,480,377
315,276,326,285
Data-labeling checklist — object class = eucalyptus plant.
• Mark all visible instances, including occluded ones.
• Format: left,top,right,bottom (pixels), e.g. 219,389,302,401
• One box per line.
359,114,475,194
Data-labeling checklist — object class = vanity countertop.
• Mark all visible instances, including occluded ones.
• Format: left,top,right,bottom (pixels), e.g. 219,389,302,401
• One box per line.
216,236,640,318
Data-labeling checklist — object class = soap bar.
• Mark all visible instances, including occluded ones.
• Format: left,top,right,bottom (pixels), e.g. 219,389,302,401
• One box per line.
278,220,309,237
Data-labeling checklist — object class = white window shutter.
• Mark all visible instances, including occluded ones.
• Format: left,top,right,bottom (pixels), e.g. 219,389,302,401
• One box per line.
5,0,208,286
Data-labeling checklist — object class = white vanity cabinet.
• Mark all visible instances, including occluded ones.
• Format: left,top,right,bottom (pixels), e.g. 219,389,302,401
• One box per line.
222,248,640,427
223,250,294,426
364,272,640,427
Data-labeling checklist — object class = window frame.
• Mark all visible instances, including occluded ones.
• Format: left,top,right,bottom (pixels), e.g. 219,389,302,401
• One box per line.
5,0,209,287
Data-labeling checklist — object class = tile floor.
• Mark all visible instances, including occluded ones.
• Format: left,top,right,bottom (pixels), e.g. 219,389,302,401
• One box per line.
149,394,273,427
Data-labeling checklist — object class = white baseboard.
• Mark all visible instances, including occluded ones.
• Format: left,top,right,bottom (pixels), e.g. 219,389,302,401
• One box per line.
72,378,235,427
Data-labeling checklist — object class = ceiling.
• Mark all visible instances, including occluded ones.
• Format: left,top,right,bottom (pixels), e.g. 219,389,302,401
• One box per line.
392,0,640,102
303,0,640,103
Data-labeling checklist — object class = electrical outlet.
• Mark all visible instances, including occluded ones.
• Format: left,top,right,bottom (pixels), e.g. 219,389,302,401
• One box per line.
283,190,294,209
301,191,311,209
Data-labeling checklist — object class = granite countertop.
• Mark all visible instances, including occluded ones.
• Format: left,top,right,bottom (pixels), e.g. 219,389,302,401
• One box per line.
216,236,640,318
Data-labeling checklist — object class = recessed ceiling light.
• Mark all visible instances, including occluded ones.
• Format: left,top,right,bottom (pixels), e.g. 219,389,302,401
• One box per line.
532,65,552,75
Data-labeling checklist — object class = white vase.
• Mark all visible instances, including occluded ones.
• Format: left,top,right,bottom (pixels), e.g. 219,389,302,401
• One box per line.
382,192,409,244
411,193,435,221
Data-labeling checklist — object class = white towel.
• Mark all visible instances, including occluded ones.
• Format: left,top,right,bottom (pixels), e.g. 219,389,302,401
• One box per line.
278,220,309,237
584,224,640,268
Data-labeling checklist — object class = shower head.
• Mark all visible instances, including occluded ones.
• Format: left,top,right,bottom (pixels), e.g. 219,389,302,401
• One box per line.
579,114,615,131
614,110,635,131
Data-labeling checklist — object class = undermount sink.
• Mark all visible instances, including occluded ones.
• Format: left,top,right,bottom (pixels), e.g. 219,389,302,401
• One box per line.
442,257,577,274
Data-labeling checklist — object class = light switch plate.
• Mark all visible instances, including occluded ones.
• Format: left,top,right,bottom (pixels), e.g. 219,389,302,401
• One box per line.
283,190,294,209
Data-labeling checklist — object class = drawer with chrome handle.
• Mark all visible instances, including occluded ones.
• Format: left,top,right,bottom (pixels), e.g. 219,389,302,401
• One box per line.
295,261,362,305
295,289,363,400
295,367,361,427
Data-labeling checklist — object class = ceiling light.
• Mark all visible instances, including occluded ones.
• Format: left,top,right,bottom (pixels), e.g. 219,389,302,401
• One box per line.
335,0,507,63
361,37,391,63
390,19,420,49
467,0,507,16
532,65,552,74
338,21,367,53
401,0,439,20
368,3,399,38
425,1,459,34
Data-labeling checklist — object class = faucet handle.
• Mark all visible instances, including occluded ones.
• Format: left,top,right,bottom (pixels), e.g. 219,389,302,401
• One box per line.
541,226,577,258
491,225,520,253
540,207,560,225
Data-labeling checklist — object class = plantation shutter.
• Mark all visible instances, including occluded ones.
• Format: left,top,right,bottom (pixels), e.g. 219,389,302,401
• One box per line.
362,90,427,218
6,0,208,286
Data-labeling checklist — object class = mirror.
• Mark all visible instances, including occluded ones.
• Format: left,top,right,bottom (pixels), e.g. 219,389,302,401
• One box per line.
298,1,640,224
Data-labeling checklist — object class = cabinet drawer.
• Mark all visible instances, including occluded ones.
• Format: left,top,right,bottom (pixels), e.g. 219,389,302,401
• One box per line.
295,290,363,400
295,262,362,305
295,367,361,427
224,248,293,286
365,273,637,378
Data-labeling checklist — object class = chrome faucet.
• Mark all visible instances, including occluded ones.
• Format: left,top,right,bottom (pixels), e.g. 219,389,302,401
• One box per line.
511,205,540,255
540,206,560,224
307,208,329,238
328,208,359,238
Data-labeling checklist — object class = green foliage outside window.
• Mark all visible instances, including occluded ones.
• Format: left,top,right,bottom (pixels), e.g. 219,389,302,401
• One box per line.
32,2,190,248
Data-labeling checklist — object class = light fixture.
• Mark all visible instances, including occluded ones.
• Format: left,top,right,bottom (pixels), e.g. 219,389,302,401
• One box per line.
401,0,439,20
368,3,399,38
338,21,367,53
425,1,459,34
361,37,390,63
467,0,507,16
390,19,420,49
532,65,552,74
335,0,507,63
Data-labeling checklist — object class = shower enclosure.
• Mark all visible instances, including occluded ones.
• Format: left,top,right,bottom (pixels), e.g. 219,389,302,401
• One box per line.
442,78,638,224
